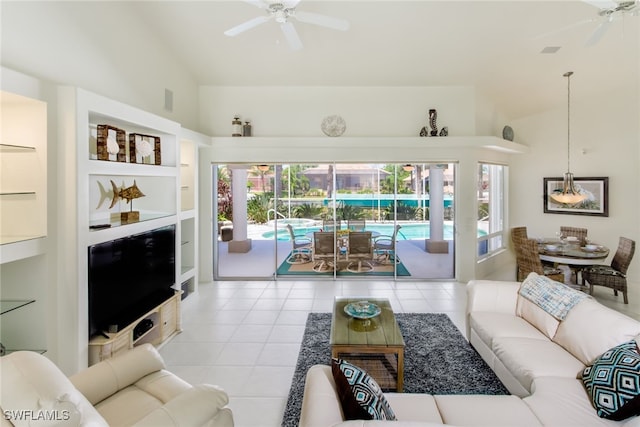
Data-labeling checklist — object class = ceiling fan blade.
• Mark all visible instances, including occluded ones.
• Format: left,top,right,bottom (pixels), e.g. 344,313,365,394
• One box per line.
280,21,303,50
582,0,618,10
224,15,272,37
293,10,350,31
586,17,613,45
242,0,270,9
283,0,302,8
531,18,596,40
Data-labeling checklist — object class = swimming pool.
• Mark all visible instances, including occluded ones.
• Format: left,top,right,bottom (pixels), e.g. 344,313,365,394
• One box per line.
261,222,461,241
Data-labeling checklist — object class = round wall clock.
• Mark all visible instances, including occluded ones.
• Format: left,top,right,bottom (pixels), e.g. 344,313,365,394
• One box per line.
321,115,346,137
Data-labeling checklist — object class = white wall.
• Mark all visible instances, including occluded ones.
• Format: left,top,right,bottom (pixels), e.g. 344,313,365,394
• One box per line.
510,84,640,283
199,86,479,137
1,1,199,130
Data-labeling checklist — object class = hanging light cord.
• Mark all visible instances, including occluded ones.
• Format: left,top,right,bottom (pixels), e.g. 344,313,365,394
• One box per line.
564,71,573,174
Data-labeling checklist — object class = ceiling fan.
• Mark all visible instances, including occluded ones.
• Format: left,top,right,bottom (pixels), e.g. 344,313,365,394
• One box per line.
224,0,350,51
581,0,638,45
534,0,638,46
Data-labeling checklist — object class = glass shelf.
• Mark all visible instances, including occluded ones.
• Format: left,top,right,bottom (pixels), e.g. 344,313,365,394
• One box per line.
0,143,36,152
0,192,36,196
1,299,35,315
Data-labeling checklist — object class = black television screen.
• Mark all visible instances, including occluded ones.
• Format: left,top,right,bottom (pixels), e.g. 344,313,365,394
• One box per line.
88,224,176,338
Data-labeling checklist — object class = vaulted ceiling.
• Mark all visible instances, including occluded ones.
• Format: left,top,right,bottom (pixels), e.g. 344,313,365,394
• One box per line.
6,1,640,120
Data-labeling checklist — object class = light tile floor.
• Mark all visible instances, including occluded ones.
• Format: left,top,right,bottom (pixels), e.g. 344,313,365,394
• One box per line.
158,279,640,427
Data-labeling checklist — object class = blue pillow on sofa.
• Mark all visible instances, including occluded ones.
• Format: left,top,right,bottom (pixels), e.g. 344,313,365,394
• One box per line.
582,340,640,420
331,358,396,421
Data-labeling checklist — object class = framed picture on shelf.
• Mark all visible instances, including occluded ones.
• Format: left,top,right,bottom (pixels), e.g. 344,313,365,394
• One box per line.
129,133,161,165
96,124,126,162
543,177,609,217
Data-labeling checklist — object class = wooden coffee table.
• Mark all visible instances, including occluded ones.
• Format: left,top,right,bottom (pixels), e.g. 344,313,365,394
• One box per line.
330,297,405,392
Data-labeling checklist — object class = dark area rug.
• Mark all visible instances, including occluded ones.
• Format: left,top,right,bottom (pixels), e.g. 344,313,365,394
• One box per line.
281,312,509,426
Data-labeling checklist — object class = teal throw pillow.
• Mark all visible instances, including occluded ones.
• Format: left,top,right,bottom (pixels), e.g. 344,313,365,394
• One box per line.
331,358,396,421
582,340,640,420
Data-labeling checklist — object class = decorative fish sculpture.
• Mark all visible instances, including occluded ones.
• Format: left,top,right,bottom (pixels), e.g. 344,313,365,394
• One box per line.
109,180,145,209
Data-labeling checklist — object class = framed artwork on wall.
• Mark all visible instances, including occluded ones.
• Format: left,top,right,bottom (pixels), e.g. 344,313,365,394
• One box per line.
543,177,609,217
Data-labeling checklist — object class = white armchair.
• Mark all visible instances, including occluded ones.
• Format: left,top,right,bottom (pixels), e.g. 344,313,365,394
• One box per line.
0,344,233,426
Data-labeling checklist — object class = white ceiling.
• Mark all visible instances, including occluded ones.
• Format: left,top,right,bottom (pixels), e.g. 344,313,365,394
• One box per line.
80,1,640,119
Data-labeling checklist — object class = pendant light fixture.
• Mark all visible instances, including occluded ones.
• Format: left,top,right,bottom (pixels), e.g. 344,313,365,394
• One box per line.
550,71,587,205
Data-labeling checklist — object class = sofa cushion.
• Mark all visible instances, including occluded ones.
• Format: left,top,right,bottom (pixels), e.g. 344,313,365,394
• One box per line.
516,295,560,339
469,312,548,350
384,393,442,423
525,376,622,426
434,394,542,426
331,359,396,421
0,351,108,427
94,385,164,426
553,298,640,366
493,337,585,392
582,340,640,421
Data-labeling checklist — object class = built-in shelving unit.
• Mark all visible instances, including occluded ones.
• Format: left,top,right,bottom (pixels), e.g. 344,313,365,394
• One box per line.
178,130,204,298
58,87,189,369
0,89,48,355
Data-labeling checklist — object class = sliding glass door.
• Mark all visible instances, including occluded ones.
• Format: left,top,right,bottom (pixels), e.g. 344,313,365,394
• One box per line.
213,162,456,280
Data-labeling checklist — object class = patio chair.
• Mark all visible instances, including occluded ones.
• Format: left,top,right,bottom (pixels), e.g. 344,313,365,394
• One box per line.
560,226,588,246
285,224,312,264
513,238,564,282
347,219,366,231
346,231,374,273
312,232,336,272
323,219,342,232
373,224,402,265
583,236,635,304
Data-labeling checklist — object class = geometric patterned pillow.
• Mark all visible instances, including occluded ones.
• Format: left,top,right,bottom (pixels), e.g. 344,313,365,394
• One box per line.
331,358,396,421
582,340,640,420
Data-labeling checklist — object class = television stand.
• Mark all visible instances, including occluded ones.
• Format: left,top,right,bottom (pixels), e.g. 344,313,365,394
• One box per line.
88,291,181,366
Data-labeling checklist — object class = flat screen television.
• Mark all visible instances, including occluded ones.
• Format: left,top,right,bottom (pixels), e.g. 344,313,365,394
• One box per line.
88,224,176,339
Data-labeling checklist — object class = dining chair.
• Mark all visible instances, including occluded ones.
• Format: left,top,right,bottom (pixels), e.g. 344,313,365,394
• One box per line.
346,231,374,273
322,219,342,233
285,224,312,264
347,219,366,231
510,226,529,279
373,224,402,264
513,238,565,282
560,226,588,246
312,231,336,272
583,237,635,304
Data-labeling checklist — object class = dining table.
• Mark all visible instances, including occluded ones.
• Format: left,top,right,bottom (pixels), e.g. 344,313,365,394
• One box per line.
537,239,610,265
538,238,610,286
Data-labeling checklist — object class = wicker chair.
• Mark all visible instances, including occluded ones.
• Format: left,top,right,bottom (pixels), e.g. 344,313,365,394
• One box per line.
513,238,565,282
285,224,312,264
510,227,529,279
346,231,374,273
583,237,635,304
560,226,588,246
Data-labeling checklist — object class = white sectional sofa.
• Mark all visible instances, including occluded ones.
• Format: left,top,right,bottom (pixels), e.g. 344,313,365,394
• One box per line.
0,343,233,426
300,274,640,426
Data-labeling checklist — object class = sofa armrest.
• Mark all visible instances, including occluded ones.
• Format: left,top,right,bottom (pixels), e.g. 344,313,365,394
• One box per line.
132,384,232,427
466,280,520,338
299,365,345,427
70,344,165,405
